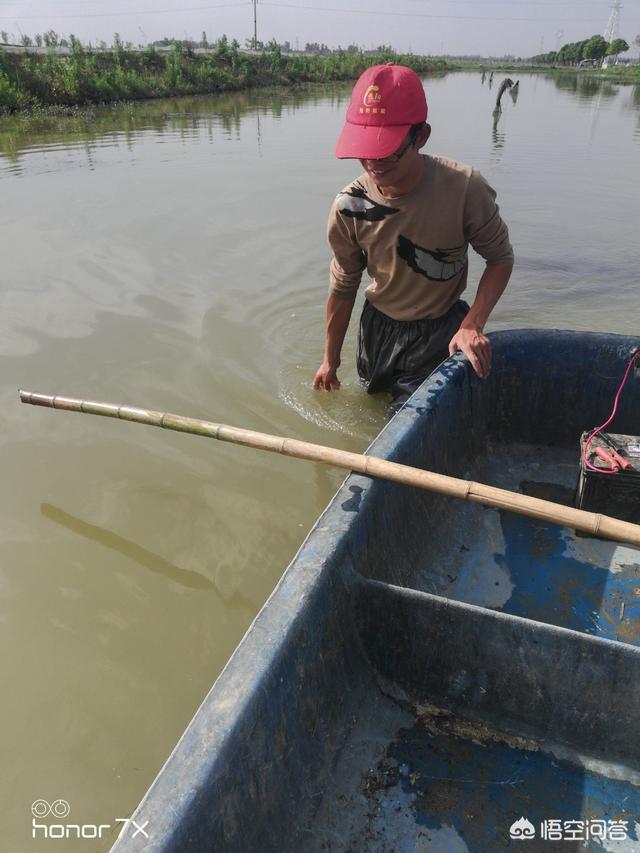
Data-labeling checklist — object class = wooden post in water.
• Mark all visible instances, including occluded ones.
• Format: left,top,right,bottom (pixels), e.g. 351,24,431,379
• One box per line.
19,389,640,547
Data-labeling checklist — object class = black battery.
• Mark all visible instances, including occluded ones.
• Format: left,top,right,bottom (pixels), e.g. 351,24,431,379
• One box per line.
576,432,640,524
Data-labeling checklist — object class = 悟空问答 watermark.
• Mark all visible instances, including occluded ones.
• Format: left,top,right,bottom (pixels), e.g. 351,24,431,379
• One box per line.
509,816,630,842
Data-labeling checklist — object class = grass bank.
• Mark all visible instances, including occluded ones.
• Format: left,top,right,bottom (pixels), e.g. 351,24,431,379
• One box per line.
448,59,640,84
591,65,640,83
0,43,447,112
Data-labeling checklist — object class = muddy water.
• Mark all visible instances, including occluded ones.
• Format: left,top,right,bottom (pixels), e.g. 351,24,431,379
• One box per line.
0,72,638,850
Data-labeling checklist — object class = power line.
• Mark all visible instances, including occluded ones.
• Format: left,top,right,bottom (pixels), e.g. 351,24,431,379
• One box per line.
4,0,139,4
3,0,632,9
259,2,640,22
2,0,620,4
404,0,618,4
0,2,249,20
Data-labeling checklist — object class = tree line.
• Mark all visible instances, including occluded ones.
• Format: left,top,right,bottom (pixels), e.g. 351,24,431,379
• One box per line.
532,34,631,65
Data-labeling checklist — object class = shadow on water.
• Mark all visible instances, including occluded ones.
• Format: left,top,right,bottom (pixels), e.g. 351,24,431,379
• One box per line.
41,502,216,591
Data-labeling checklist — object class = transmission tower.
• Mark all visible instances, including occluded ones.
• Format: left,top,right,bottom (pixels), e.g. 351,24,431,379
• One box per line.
604,0,621,43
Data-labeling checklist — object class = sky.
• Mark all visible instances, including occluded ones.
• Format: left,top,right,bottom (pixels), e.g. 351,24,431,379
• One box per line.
1,0,640,58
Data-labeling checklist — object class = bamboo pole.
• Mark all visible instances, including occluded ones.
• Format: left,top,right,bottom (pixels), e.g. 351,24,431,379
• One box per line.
19,389,640,547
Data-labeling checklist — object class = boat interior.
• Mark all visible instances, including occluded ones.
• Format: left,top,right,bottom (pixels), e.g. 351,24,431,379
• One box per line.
111,331,640,853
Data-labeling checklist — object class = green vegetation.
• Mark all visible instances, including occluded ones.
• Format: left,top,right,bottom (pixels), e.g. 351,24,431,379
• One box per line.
0,40,447,112
594,64,640,83
531,33,630,66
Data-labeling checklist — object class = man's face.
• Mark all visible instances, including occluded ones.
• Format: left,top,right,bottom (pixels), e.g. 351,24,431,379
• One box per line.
359,124,431,185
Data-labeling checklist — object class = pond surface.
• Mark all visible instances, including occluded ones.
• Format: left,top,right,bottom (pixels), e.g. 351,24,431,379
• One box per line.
1,71,638,851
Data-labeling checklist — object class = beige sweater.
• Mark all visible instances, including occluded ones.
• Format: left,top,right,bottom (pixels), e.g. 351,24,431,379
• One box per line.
327,155,514,321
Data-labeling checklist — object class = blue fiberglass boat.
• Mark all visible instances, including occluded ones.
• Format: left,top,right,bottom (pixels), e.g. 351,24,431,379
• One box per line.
111,330,640,853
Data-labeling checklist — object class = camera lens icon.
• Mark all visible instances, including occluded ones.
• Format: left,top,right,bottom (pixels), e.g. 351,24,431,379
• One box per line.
31,799,71,818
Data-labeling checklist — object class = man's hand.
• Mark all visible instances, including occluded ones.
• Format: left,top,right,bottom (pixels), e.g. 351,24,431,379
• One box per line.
313,361,341,391
448,326,492,379
313,292,356,391
448,261,512,379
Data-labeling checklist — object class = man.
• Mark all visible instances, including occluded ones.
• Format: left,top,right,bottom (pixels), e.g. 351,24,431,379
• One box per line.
313,63,514,414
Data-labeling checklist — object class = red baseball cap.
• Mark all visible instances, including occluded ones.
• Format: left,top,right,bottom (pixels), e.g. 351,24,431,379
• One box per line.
335,63,428,160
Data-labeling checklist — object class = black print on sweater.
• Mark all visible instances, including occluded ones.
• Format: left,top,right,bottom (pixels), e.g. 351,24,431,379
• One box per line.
397,234,467,281
335,186,400,222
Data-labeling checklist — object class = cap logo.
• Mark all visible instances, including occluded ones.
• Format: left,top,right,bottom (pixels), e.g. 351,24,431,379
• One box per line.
363,85,381,106
360,84,386,115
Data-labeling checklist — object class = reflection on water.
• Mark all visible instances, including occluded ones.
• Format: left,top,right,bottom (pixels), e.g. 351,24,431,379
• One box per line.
553,72,618,100
0,84,350,173
587,87,606,145
629,85,640,141
2,74,638,178
491,77,517,156
492,120,505,155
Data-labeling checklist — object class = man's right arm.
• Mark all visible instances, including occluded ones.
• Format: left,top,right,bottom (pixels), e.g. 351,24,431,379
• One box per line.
313,292,357,390
313,203,366,390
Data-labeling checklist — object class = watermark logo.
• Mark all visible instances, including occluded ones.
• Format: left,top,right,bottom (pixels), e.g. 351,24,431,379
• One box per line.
31,799,149,841
32,800,71,819
508,817,630,842
510,817,535,839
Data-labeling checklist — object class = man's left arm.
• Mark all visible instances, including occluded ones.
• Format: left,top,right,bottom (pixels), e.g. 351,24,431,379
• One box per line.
449,261,512,379
451,170,514,378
